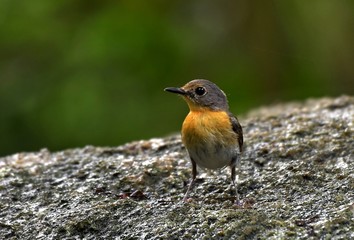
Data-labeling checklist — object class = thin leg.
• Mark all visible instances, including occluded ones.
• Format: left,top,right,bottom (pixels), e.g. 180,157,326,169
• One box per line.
182,158,197,202
231,159,240,204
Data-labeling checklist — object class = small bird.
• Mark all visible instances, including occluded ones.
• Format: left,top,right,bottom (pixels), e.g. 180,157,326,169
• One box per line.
164,79,243,202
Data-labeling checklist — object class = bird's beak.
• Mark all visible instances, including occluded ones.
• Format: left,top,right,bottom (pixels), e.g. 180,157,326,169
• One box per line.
164,87,186,95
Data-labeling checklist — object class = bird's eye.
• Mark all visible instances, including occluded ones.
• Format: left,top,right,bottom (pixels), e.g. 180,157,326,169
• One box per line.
195,87,206,96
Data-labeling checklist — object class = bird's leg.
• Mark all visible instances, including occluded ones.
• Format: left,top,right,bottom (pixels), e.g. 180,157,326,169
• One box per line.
182,158,197,202
231,158,240,205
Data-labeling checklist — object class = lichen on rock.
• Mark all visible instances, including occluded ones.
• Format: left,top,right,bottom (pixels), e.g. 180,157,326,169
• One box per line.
0,96,353,239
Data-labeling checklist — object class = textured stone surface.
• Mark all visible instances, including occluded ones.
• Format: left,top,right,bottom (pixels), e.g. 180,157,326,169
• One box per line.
0,96,353,239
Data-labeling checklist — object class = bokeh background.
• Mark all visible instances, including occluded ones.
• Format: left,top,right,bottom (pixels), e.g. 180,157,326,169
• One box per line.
1,1,353,156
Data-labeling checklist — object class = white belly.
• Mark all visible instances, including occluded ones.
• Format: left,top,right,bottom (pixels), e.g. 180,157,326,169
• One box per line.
187,143,237,169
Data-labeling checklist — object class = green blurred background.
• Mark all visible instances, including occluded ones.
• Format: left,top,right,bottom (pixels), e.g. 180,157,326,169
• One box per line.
1,1,353,156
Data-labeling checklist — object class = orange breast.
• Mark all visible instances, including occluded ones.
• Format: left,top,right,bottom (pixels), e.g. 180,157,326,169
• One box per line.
181,110,237,148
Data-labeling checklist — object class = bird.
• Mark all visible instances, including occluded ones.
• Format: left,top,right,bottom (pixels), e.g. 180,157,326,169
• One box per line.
164,79,243,202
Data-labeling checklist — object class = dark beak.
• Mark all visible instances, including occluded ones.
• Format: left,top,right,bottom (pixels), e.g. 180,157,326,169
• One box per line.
164,87,186,95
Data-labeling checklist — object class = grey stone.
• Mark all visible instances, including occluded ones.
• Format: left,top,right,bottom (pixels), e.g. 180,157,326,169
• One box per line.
0,96,353,239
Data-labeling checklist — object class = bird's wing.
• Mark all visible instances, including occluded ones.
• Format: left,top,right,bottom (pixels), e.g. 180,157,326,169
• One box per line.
228,113,243,153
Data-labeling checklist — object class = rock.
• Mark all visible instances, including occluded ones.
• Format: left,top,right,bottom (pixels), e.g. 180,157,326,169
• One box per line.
0,96,353,239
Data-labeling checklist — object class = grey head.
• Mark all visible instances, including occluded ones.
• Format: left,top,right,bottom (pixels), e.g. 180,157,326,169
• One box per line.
164,79,229,111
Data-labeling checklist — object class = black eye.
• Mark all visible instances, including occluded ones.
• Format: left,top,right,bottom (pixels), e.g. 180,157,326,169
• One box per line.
195,87,206,96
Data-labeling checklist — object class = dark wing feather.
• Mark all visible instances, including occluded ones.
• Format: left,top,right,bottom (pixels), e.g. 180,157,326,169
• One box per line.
228,113,243,153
